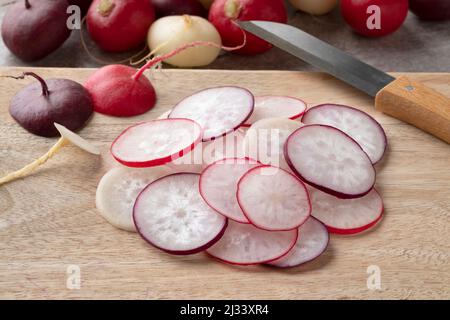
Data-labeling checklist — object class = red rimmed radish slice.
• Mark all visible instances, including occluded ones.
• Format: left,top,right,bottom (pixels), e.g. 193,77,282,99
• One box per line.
302,104,387,164
243,96,307,127
206,220,298,266
54,123,100,155
285,125,376,199
310,187,384,235
237,166,311,231
202,129,246,165
169,87,254,141
134,173,227,255
199,158,261,223
268,217,329,268
244,118,303,170
96,166,172,232
111,119,202,168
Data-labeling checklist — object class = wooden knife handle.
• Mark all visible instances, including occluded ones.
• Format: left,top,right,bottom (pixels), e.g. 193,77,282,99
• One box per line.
375,76,450,144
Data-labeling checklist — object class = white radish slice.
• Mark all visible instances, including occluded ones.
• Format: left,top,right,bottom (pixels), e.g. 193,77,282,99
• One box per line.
157,109,172,119
309,187,384,235
96,166,172,232
302,104,387,164
285,125,376,199
169,87,254,141
111,119,202,168
133,173,227,255
244,118,303,170
268,217,329,268
54,123,100,155
243,96,307,127
237,166,311,231
206,220,298,265
199,158,261,223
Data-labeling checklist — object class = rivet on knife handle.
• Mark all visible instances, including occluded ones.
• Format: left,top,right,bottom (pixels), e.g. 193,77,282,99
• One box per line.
375,76,450,144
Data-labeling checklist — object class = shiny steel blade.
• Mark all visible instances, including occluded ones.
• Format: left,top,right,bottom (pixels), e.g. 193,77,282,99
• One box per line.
237,20,395,97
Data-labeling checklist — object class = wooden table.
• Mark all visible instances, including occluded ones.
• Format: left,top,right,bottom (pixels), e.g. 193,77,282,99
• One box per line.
0,67,449,299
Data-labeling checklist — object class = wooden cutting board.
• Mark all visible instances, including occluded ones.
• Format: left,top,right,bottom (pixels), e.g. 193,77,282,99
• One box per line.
0,67,449,300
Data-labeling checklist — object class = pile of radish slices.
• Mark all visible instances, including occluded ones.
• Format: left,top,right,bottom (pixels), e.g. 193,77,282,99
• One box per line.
96,87,387,268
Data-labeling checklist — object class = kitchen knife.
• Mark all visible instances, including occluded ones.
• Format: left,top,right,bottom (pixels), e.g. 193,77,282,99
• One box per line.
238,20,450,144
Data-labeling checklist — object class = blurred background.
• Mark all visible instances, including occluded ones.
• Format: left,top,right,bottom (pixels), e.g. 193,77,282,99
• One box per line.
0,0,449,72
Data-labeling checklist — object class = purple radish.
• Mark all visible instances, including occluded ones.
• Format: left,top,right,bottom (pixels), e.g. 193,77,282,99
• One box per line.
199,157,261,224
285,125,376,199
9,72,93,137
243,96,307,127
1,0,71,61
268,217,329,268
133,173,228,255
309,187,384,235
111,119,203,168
206,220,298,266
169,87,254,141
302,104,387,164
237,165,311,231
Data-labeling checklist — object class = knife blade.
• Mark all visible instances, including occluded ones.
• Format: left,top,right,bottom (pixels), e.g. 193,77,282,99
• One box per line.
237,20,395,97
237,20,450,144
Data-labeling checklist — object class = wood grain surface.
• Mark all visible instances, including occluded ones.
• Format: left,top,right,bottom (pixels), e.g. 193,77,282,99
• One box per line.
0,67,449,300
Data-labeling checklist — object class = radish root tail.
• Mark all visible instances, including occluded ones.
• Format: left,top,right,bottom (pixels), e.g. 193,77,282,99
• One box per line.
0,137,69,186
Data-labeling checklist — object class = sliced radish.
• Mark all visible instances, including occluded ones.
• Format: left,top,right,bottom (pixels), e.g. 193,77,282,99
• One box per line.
133,173,227,255
111,119,202,168
268,217,329,268
157,109,172,119
302,104,387,164
285,125,376,199
309,187,384,235
169,87,254,141
54,123,100,155
199,158,261,223
96,166,171,232
202,129,247,165
237,166,311,231
243,96,306,127
244,118,303,170
206,220,298,266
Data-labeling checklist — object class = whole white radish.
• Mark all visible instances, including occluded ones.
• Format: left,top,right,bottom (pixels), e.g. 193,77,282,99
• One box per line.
289,0,338,15
147,15,222,67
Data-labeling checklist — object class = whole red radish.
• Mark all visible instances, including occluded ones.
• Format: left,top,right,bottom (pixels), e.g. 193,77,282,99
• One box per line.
69,0,93,15
1,0,71,61
9,72,93,137
341,0,408,37
409,0,450,21
151,0,207,18
87,0,155,52
209,0,288,55
84,65,156,117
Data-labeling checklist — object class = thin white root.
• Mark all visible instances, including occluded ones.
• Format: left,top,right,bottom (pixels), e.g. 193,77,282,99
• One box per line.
0,137,69,186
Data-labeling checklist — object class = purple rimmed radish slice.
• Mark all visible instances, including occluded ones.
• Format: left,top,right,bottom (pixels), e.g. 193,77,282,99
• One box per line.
285,125,376,199
0,124,98,186
309,187,384,235
301,104,387,164
237,165,311,231
206,220,298,266
243,96,307,127
96,166,172,232
199,158,261,224
244,118,303,170
133,173,227,255
169,86,254,141
111,119,202,168
268,217,329,268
